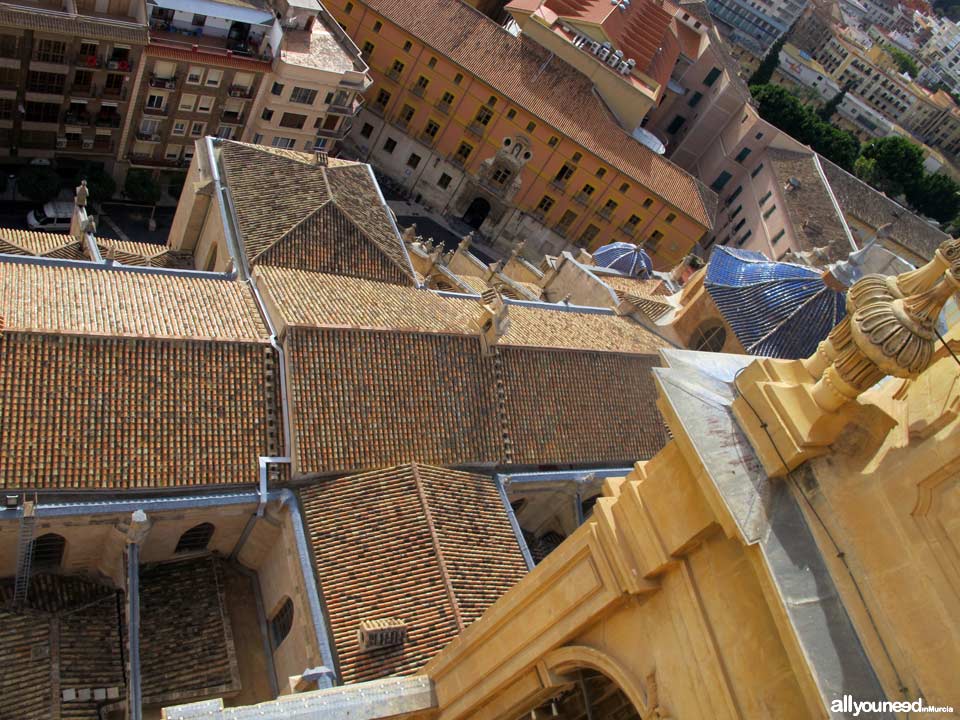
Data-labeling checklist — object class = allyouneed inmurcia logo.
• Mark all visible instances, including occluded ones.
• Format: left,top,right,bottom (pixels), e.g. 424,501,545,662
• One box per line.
831,696,954,717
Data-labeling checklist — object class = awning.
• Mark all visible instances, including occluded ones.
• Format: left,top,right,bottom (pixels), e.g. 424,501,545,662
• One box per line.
149,0,274,26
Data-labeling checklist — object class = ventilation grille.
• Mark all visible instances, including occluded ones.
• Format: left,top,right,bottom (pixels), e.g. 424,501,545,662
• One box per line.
357,618,407,651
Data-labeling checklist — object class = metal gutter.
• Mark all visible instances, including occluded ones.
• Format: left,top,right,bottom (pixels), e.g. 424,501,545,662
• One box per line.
494,474,534,571
0,251,236,281
812,153,858,253
127,542,143,720
499,468,633,485
363,163,420,286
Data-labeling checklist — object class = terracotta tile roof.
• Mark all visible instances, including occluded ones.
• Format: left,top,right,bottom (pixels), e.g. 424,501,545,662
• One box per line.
300,464,527,684
500,347,667,464
598,275,673,319
0,228,86,258
256,267,665,352
140,558,240,704
354,0,715,228
0,574,125,720
818,157,947,262
97,239,196,269
0,261,268,341
145,42,272,71
766,149,852,263
1,331,281,490
217,141,415,283
0,4,148,44
287,328,501,473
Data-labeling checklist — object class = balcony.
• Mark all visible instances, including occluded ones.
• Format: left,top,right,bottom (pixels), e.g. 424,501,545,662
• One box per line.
227,85,254,99
95,114,122,128
550,178,568,193
75,54,104,69
149,74,177,90
386,67,402,82
435,100,451,115
105,58,133,73
410,84,426,98
328,97,363,116
220,110,244,125
315,124,347,140
466,122,484,137
143,105,168,116
368,103,387,118
148,28,274,64
618,224,637,237
553,224,571,238
70,83,97,97
596,207,614,221
572,191,590,206
136,131,162,142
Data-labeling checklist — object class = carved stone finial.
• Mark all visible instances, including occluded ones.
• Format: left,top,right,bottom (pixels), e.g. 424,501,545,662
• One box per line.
459,233,473,252
401,224,417,243
75,179,89,208
471,288,510,356
511,239,525,258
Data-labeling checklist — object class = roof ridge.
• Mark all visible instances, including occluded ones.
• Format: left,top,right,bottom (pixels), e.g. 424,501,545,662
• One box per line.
410,463,465,631
3,327,273,344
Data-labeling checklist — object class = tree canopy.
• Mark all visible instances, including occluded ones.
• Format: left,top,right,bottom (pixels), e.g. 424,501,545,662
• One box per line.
907,172,960,223
124,169,163,205
748,33,788,86
18,166,61,204
885,47,919,78
750,84,861,170
817,87,847,121
856,136,925,198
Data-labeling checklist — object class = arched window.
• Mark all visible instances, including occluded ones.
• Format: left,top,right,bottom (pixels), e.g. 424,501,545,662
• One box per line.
690,321,727,353
269,597,294,650
30,533,65,571
175,523,215,554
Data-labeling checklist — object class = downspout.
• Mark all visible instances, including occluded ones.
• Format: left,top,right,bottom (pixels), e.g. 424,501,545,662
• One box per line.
495,473,535,571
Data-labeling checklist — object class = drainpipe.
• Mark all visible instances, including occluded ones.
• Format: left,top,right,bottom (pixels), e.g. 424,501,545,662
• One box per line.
125,509,150,720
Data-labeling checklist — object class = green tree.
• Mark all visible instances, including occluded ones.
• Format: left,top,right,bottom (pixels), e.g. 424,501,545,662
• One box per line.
907,172,960,223
857,136,924,198
748,33,788,86
885,47,919,78
817,125,861,171
124,169,162,205
75,164,117,205
818,87,847,121
17,166,60,204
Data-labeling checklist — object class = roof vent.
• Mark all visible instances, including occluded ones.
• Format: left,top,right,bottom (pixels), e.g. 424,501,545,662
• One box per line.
785,177,802,191
358,619,408,651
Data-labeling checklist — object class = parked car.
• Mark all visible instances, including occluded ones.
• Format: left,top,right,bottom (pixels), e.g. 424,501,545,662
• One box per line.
27,201,75,232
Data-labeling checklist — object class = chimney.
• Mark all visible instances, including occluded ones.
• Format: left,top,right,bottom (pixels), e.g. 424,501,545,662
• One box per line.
314,149,328,166
472,289,511,356
358,618,408,651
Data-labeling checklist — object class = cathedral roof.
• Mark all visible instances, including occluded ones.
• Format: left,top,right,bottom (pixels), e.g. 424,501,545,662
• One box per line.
704,247,846,359
591,242,654,277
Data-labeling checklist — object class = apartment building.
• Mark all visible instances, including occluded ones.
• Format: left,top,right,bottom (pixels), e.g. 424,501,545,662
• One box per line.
118,0,369,174
704,0,808,55
326,0,716,268
0,0,147,171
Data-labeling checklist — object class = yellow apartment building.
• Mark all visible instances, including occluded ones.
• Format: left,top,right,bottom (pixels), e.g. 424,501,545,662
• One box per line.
327,0,717,268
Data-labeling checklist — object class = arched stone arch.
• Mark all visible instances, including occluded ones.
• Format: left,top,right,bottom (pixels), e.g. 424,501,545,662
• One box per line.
543,644,651,716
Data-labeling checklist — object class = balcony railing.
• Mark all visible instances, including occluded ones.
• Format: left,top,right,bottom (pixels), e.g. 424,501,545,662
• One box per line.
227,85,254,98
435,100,451,115
618,224,637,237
106,58,133,72
386,67,402,82
95,115,122,128
328,97,363,116
101,85,128,100
70,83,97,97
220,111,244,125
315,125,347,139
143,105,168,116
410,84,426,98
466,122,484,137
129,153,187,168
596,207,614,221
135,131,163,142
149,74,177,90
572,192,590,206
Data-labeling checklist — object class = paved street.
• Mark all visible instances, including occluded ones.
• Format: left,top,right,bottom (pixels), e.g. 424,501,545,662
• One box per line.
0,200,174,245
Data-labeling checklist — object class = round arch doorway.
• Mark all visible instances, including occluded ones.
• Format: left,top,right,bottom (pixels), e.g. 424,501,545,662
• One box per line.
462,196,491,230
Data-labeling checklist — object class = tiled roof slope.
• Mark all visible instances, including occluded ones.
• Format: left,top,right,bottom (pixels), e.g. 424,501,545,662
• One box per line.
301,464,527,684
818,157,947,262
217,141,415,284
0,228,87,259
0,262,268,340
0,608,54,719
766,149,852,262
0,263,280,491
256,267,666,352
352,0,715,228
140,558,240,704
97,239,195,269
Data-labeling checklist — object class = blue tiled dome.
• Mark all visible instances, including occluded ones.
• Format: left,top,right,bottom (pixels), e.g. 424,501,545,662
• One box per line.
592,242,653,278
705,247,846,359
